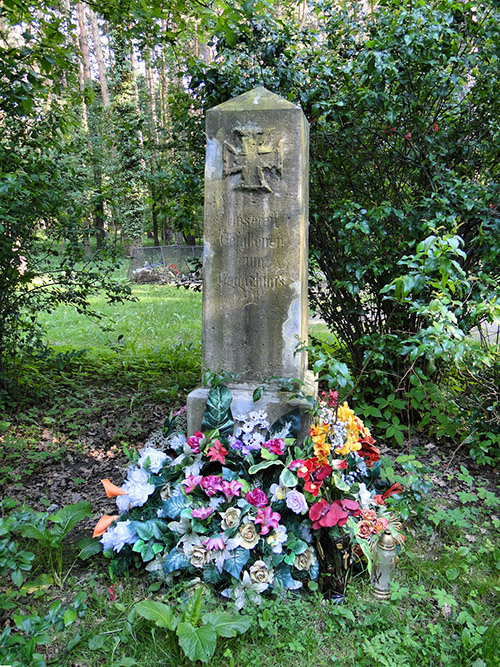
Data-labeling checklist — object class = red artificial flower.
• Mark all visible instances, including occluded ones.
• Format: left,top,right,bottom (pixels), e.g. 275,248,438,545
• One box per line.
432,123,438,132
359,442,380,467
405,132,412,140
264,438,285,455
206,438,228,464
373,482,404,505
304,480,322,497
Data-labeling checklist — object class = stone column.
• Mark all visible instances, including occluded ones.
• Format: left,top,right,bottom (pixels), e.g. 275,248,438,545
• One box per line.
187,87,315,433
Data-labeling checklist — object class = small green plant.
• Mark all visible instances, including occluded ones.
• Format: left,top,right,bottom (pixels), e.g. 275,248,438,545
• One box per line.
135,588,251,663
13,501,93,587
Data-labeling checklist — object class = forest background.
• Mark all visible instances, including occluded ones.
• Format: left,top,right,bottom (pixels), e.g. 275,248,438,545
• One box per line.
1,0,499,462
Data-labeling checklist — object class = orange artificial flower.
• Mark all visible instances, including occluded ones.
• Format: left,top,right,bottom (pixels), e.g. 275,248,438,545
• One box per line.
92,514,119,538
101,478,126,498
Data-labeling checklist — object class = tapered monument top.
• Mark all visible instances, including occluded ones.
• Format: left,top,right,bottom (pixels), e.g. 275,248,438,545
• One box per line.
210,86,302,112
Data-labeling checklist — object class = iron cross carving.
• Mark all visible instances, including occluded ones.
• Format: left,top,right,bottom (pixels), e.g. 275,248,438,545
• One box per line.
223,128,283,192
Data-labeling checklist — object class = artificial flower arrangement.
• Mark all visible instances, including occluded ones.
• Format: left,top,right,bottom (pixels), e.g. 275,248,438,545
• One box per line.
93,386,403,606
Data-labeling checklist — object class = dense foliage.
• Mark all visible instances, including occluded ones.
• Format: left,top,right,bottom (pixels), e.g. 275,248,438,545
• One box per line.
185,0,500,456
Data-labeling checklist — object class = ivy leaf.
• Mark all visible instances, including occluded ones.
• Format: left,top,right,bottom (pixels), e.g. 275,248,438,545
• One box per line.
163,547,191,574
203,611,251,637
222,547,250,579
176,622,217,663
135,600,177,631
201,385,234,435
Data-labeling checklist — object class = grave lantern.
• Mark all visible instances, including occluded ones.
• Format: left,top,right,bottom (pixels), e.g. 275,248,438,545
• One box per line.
370,529,397,600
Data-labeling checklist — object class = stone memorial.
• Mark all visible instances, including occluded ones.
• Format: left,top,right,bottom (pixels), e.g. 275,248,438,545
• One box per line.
187,87,315,434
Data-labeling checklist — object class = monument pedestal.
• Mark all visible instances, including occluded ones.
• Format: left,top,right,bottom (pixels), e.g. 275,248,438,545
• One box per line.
187,372,317,439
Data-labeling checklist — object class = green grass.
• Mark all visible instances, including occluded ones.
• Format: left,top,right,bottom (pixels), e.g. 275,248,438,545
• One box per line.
2,280,500,667
38,283,202,354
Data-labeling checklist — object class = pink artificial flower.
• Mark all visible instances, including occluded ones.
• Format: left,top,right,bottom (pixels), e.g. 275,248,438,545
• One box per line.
330,459,348,470
202,535,226,551
181,474,203,493
200,475,223,496
357,520,374,539
221,479,243,499
246,488,268,507
188,431,204,453
320,389,339,408
191,506,215,520
264,438,285,455
374,517,389,533
288,459,305,471
206,438,228,464
254,506,281,535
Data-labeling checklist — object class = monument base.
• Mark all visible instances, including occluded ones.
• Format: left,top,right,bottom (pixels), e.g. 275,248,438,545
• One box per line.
186,372,317,441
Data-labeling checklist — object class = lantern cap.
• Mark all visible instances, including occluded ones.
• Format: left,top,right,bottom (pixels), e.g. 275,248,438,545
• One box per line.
378,529,397,551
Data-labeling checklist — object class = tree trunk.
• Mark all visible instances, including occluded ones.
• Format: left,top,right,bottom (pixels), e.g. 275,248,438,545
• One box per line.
89,8,110,107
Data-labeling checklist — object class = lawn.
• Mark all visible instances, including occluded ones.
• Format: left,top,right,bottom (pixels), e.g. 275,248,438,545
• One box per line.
1,285,499,667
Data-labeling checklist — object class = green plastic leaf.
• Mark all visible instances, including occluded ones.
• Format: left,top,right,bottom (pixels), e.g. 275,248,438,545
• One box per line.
280,468,298,488
332,471,350,492
260,447,278,461
274,566,303,590
222,547,250,579
201,385,234,435
160,493,191,519
203,611,251,637
248,459,282,475
177,621,217,663
267,408,301,439
135,600,177,631
163,547,191,574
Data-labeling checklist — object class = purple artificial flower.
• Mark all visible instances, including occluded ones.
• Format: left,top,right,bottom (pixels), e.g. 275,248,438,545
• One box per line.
254,506,281,535
221,479,243,500
241,441,263,456
246,488,268,507
191,506,215,520
202,535,226,551
181,474,203,493
200,475,223,497
229,436,244,451
285,489,308,515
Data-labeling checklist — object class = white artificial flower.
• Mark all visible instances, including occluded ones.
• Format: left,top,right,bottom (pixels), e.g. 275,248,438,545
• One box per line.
356,482,376,509
127,467,150,485
169,433,187,451
267,524,288,554
100,520,136,553
137,447,169,473
116,476,155,512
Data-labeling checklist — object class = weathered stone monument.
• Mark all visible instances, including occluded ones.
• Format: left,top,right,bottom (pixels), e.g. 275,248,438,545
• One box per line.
187,87,315,433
